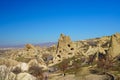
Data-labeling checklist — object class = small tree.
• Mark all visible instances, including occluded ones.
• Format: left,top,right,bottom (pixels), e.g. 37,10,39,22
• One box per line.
57,59,69,76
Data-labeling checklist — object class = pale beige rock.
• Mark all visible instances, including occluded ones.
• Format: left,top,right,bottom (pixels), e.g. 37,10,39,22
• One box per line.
16,62,29,72
52,34,76,65
0,58,19,67
0,65,16,80
5,72,16,80
16,72,36,80
108,33,120,58
84,74,111,80
28,59,39,67
25,44,37,51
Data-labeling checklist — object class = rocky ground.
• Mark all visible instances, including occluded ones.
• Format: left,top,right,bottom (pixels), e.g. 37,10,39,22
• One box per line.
0,33,120,80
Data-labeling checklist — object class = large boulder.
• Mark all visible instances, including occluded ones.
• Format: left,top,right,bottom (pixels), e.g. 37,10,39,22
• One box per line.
5,72,16,80
15,62,29,72
16,72,36,80
0,65,16,80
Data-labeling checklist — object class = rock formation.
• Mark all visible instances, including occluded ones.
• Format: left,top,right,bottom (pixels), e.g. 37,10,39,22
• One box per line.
52,34,76,65
0,33,120,80
0,58,19,67
108,33,120,58
16,72,36,80
0,65,16,80
15,62,29,72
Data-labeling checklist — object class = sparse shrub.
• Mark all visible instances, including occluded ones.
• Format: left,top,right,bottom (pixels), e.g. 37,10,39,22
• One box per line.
96,53,114,72
57,59,69,76
12,67,21,74
15,57,30,63
55,56,83,75
29,66,43,80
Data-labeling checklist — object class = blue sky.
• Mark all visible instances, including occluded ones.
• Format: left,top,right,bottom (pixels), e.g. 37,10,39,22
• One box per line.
0,0,120,46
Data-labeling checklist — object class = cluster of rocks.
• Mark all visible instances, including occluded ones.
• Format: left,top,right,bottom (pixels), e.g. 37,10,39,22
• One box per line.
51,33,120,66
0,58,48,80
0,65,38,80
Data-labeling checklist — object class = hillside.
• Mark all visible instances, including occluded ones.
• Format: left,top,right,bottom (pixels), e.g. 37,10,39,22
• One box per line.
0,33,120,80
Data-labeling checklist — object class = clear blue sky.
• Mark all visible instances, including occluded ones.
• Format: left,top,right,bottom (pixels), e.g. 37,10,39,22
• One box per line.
0,0,120,46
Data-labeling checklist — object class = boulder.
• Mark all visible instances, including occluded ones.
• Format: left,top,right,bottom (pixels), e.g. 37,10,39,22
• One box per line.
5,72,16,80
0,65,16,80
0,65,9,80
16,62,29,72
16,72,36,80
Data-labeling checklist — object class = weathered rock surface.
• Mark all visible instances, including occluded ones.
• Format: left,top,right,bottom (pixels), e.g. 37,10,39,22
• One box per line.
5,72,16,80
0,65,16,80
0,58,19,67
108,33,120,58
0,33,120,80
28,59,39,67
16,62,29,72
84,74,112,80
16,72,36,80
75,67,113,80
52,34,76,65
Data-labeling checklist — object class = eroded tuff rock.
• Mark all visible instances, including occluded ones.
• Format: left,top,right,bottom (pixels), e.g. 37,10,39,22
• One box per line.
9,44,47,69
0,65,16,80
52,34,76,64
16,72,36,80
108,33,120,58
0,33,120,80
15,62,29,72
0,58,19,67
49,34,111,66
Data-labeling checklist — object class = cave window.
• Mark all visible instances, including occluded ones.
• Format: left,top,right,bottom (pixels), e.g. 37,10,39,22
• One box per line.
71,48,74,50
58,60,61,61
59,50,62,53
68,53,73,55
57,55,61,58
68,44,71,47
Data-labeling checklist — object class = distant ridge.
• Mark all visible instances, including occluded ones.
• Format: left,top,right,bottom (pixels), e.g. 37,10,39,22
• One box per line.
0,42,57,48
36,42,57,47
